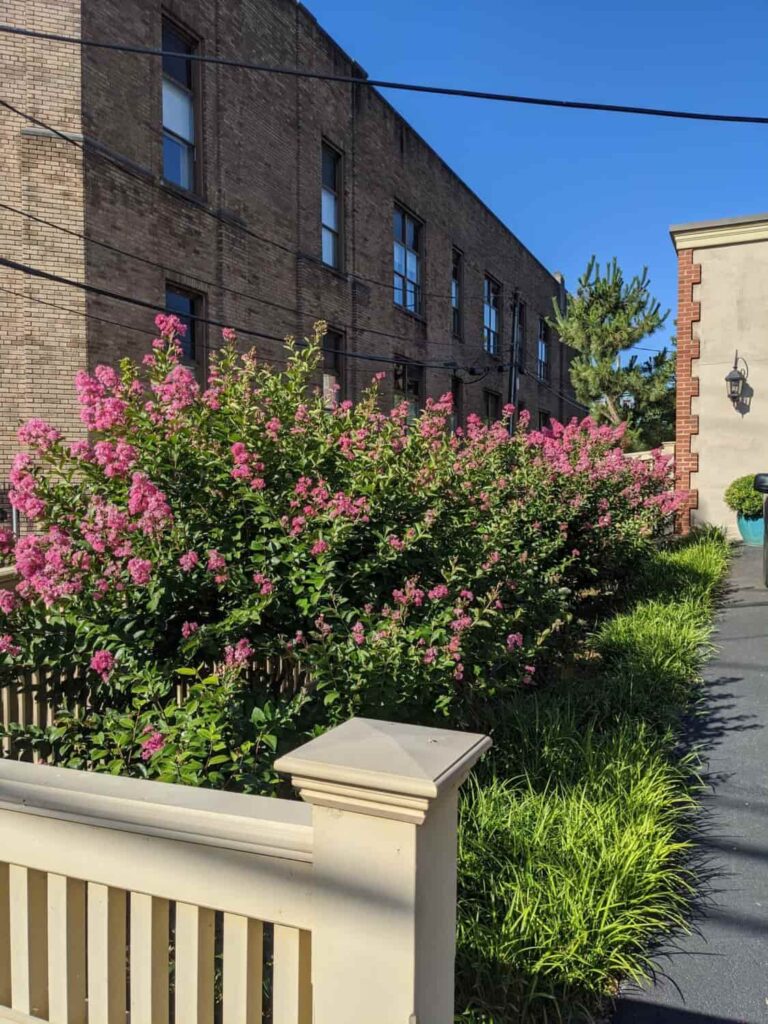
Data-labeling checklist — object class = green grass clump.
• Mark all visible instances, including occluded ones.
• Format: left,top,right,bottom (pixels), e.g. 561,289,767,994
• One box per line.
455,530,730,1022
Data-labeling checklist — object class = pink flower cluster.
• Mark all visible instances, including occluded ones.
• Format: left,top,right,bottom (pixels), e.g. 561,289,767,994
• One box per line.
230,443,266,490
224,638,254,668
140,725,165,761
18,418,62,452
9,453,46,520
75,366,128,431
94,440,138,478
90,649,115,681
127,474,173,536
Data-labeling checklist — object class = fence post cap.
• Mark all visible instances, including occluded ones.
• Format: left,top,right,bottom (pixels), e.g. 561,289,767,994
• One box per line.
275,717,491,824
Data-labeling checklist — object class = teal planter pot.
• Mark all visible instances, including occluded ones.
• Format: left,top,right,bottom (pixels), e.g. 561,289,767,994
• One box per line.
737,514,765,547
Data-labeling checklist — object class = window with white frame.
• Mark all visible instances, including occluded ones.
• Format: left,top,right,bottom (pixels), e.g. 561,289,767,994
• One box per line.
451,248,463,338
321,144,342,269
162,19,197,191
537,317,550,381
393,206,422,315
483,276,501,355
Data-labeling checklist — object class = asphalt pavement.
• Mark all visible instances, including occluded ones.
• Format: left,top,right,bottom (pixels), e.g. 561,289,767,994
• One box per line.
614,545,768,1024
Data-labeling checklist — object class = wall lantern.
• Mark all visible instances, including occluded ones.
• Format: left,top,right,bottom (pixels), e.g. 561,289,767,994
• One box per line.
725,351,748,404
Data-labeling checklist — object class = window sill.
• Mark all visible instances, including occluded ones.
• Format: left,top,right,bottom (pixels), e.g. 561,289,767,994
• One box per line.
160,179,208,207
394,305,427,327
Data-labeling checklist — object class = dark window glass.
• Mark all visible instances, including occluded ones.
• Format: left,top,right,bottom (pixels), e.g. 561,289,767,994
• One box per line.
451,249,462,338
483,389,501,423
538,409,551,429
162,21,194,87
321,144,342,269
516,301,526,370
451,375,463,431
322,329,345,407
393,206,422,315
165,286,201,363
483,276,500,355
394,359,424,421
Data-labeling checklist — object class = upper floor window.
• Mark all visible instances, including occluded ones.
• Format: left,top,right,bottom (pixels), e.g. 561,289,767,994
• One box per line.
394,359,424,421
321,144,342,269
451,249,463,338
483,389,501,423
322,329,345,408
483,276,500,355
516,300,527,370
393,206,422,315
166,284,203,364
537,317,550,381
162,19,197,191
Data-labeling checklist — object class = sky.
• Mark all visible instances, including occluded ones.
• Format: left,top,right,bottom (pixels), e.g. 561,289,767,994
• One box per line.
309,0,768,356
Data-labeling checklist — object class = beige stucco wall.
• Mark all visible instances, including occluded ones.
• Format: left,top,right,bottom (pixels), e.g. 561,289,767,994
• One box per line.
692,240,768,535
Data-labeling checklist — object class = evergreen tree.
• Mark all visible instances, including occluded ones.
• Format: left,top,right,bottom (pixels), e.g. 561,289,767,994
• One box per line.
550,257,673,448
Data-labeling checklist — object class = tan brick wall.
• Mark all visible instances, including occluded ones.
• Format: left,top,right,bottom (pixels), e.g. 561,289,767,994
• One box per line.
0,1,87,481
1,0,580,488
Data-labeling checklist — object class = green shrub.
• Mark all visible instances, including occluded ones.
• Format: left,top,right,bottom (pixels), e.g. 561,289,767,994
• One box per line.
454,531,730,1022
2,317,680,784
724,474,763,517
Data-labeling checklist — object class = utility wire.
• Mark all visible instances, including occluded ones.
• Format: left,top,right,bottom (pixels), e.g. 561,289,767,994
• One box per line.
0,199,460,353
0,255,490,372
3,23,768,125
0,97,464,305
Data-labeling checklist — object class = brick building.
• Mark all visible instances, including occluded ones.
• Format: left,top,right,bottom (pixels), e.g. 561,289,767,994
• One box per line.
0,0,581,486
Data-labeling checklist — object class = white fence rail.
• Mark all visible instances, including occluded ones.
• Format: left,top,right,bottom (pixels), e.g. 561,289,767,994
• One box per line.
0,716,489,1024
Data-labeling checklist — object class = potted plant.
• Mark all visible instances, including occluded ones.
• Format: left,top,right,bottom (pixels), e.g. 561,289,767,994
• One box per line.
724,474,765,546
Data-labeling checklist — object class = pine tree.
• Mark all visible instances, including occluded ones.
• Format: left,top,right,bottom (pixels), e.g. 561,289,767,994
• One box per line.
550,257,673,448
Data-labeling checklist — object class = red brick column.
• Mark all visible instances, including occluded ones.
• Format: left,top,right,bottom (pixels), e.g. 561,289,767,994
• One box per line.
675,248,701,533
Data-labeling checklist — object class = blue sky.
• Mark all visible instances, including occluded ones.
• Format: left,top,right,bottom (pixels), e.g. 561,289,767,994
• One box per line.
310,0,768,356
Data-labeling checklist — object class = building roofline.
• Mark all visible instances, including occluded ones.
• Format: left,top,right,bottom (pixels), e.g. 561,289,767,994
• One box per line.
670,211,768,251
296,1,561,288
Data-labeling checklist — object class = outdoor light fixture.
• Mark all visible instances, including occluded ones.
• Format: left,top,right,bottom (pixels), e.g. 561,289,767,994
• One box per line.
725,351,747,404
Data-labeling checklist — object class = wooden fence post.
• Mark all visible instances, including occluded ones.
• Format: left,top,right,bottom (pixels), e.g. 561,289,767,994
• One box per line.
276,717,490,1024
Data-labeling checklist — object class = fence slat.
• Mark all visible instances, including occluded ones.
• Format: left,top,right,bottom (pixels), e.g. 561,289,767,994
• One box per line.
87,883,126,1024
8,865,48,1019
222,914,263,1024
47,874,87,1024
0,864,10,1006
272,926,312,1024
174,903,215,1024
130,892,170,1024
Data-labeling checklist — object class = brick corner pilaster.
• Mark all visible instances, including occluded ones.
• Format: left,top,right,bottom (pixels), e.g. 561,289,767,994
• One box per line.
675,248,701,533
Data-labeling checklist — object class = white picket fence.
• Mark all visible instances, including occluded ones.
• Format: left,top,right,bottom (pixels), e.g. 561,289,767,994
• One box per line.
0,716,490,1024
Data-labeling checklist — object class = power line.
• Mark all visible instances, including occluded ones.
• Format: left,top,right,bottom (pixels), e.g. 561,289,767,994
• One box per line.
0,255,486,372
0,97,464,306
0,199,459,353
3,23,768,126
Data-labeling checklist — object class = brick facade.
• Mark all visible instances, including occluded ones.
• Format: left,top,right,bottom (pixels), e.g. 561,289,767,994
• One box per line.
674,248,701,533
0,0,581,483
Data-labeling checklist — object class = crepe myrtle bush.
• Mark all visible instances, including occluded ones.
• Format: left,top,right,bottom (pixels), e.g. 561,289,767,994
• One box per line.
0,317,681,791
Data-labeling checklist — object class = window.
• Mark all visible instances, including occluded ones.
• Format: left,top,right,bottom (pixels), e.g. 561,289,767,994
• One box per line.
538,409,551,430
537,317,550,381
322,329,345,408
450,375,463,431
483,389,501,423
394,359,424,421
162,19,197,190
321,144,342,269
451,249,463,338
516,301,526,370
165,285,203,363
483,276,500,355
393,206,422,315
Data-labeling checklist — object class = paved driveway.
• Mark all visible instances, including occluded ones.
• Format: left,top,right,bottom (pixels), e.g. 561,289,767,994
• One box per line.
614,545,768,1024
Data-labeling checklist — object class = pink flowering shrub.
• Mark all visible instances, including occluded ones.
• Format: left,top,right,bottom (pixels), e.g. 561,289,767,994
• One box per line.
0,318,680,790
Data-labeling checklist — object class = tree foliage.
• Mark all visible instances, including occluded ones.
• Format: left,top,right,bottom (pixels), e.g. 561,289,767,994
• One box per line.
550,257,673,449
